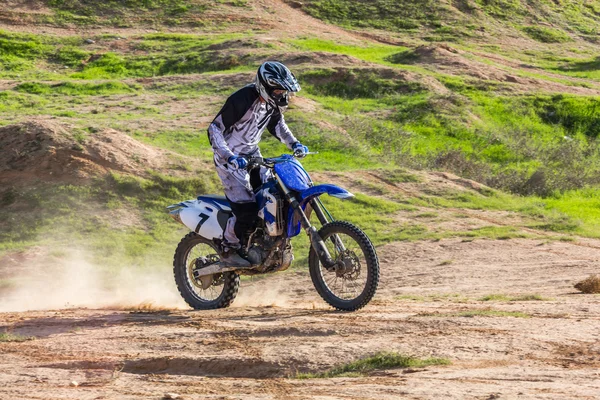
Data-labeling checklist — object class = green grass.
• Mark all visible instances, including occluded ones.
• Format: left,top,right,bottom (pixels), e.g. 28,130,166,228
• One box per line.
395,293,469,303
478,294,549,301
522,26,571,43
299,0,600,38
288,38,408,65
0,30,257,79
421,309,530,318
15,81,141,96
41,0,227,27
4,10,600,264
295,351,451,379
0,333,34,342
300,68,423,99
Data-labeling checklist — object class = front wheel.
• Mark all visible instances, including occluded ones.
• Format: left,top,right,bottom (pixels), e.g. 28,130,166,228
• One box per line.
173,232,239,310
309,221,379,311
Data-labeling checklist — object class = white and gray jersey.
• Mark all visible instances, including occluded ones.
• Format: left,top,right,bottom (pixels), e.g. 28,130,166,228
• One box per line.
207,84,298,166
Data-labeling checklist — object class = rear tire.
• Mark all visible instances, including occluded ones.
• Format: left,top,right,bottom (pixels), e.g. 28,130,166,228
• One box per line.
173,232,239,310
309,221,379,311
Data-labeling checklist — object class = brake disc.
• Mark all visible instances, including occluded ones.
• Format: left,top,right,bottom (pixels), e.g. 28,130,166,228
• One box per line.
335,250,361,280
191,255,220,290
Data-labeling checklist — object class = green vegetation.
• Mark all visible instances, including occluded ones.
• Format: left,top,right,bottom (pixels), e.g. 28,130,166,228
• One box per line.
0,332,35,342
35,0,248,27
299,0,600,39
0,30,256,80
15,81,141,95
2,1,600,268
522,26,571,43
301,68,422,99
478,294,549,301
295,351,450,378
421,309,530,318
395,293,469,303
289,38,409,65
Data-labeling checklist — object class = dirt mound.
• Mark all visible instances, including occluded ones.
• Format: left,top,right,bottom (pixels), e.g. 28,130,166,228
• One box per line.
574,275,600,294
0,120,170,186
280,51,367,67
395,45,600,95
412,44,464,63
123,357,285,378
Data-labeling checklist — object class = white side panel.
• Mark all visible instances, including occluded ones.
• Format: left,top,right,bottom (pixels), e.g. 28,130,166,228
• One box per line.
179,200,230,240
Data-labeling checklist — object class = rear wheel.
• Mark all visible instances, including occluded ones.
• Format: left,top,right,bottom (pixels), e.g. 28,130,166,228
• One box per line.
173,232,239,310
309,221,379,311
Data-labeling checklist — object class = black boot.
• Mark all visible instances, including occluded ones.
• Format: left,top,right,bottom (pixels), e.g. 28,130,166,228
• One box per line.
219,248,251,269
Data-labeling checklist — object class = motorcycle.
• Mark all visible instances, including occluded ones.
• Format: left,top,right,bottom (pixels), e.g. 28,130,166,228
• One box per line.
166,153,379,311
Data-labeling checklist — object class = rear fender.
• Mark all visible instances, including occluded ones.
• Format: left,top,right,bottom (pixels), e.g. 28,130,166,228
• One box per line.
167,199,231,240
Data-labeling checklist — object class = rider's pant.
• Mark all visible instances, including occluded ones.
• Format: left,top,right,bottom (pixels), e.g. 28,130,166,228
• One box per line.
215,165,262,250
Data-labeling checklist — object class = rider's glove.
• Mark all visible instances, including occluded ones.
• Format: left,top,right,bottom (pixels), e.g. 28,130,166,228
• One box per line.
227,155,248,170
292,142,309,158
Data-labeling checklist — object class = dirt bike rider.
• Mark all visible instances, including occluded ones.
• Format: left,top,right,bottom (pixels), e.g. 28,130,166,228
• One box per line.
207,61,309,268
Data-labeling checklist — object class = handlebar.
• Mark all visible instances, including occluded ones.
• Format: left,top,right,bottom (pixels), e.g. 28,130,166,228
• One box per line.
245,152,317,170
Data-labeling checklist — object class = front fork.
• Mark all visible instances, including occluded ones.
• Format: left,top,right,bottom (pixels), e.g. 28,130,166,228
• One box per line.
277,179,337,269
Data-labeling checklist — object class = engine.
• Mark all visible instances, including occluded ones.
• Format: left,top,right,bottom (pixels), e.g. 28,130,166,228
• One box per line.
244,228,293,273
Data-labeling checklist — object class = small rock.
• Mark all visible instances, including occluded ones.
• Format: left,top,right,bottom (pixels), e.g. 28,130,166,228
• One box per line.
163,394,179,400
84,39,95,44
70,381,79,387
402,368,427,374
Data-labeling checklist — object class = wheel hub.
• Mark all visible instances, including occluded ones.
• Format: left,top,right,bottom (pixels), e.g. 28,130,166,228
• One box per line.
335,250,361,279
190,255,220,289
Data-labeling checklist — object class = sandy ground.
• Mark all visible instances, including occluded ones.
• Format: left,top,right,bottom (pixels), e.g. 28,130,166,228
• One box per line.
1,238,599,400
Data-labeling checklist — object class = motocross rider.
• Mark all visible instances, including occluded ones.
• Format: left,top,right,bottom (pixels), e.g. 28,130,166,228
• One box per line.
207,61,309,268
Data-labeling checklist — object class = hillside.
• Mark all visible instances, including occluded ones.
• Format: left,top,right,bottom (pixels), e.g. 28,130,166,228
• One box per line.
1,1,600,398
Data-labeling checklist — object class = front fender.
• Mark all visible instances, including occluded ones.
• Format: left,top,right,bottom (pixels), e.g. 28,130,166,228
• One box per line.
299,184,354,207
286,184,354,237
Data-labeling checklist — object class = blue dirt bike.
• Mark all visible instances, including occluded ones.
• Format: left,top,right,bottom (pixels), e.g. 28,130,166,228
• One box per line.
167,153,379,311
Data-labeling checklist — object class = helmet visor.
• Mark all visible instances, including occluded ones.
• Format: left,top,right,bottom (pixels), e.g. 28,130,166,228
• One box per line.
272,89,288,98
270,89,289,107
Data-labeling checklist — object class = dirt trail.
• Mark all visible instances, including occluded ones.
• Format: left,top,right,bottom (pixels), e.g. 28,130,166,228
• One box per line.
1,238,600,399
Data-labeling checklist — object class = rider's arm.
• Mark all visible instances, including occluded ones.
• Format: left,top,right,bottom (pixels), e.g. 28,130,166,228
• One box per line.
207,100,236,161
207,86,258,161
267,110,298,150
208,123,234,161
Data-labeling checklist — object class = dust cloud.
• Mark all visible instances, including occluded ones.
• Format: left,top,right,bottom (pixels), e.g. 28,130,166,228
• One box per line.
0,249,318,312
234,279,294,308
0,250,187,312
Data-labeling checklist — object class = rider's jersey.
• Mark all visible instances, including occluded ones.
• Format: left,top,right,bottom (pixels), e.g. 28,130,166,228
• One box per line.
207,84,298,166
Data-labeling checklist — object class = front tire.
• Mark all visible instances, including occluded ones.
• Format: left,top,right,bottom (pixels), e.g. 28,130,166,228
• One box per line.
173,232,239,310
309,221,379,311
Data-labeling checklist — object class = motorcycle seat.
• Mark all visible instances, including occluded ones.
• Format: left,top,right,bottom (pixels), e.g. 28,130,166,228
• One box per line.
197,194,230,209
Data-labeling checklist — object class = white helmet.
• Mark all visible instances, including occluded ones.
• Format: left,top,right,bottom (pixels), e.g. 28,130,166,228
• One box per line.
255,61,300,111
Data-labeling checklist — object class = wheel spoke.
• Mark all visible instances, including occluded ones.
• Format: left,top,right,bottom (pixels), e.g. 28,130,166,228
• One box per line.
319,231,368,302
184,242,224,302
